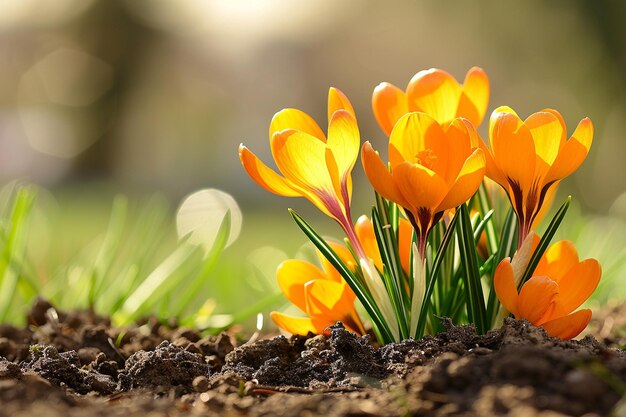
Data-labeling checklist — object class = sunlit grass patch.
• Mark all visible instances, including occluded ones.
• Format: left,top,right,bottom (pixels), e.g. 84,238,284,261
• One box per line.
0,182,285,332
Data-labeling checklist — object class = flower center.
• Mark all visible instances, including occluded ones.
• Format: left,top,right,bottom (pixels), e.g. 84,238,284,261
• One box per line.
415,149,437,170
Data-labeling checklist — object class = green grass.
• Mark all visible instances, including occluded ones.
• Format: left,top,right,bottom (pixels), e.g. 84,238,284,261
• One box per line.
0,182,290,332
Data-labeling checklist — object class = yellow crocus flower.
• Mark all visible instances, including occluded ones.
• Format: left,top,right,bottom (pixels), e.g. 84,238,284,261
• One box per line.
373,67,489,135
270,243,365,336
362,112,486,257
239,87,359,228
480,107,593,246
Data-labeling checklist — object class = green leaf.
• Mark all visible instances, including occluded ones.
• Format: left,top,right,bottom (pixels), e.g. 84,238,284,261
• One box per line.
457,204,487,334
476,182,499,254
518,196,571,289
289,209,395,344
473,210,493,244
414,209,459,339
372,194,409,339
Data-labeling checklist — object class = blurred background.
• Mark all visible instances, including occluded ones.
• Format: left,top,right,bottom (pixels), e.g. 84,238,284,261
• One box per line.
0,0,624,322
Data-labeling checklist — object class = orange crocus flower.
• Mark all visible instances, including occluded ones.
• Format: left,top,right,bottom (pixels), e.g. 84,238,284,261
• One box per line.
362,112,486,257
270,243,365,336
239,87,359,229
494,240,601,340
481,107,593,246
373,67,489,136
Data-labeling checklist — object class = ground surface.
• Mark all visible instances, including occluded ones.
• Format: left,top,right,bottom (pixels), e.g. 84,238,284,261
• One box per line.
0,298,624,417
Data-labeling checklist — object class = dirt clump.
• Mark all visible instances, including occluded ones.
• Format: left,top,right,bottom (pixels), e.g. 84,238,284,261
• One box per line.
118,340,211,393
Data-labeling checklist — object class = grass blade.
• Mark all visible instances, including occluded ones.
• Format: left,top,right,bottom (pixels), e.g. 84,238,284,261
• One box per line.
116,212,233,324
473,210,493,244
476,182,499,254
0,186,37,322
171,211,232,317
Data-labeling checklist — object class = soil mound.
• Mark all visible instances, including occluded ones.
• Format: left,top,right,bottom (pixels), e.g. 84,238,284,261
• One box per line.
0,300,624,416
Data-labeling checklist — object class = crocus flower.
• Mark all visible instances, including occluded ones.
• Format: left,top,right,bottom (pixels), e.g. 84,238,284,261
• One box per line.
240,88,400,335
270,244,365,336
362,112,486,258
494,240,601,339
482,107,593,246
239,87,359,232
373,67,489,136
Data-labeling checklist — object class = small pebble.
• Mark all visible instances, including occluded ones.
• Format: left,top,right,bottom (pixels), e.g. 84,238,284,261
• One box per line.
193,375,210,392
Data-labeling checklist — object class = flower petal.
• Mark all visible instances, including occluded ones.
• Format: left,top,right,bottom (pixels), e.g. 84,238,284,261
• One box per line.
270,108,326,142
239,145,301,197
489,107,536,193
551,259,601,318
524,111,563,178
305,279,354,315
355,216,383,271
540,309,591,340
518,276,558,324
270,312,318,336
534,240,580,282
398,218,414,274
438,118,476,184
372,82,409,136
326,110,360,183
540,108,567,143
276,260,325,311
392,162,447,212
494,258,519,317
328,87,356,123
271,130,335,202
544,117,593,184
406,68,462,124
362,142,411,208
510,232,540,286
436,148,485,211
477,138,507,187
457,66,490,126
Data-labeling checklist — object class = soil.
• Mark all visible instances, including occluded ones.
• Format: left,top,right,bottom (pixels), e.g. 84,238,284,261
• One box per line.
0,298,624,417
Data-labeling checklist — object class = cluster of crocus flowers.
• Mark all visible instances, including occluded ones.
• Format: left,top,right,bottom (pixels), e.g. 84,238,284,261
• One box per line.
270,245,365,336
362,112,486,258
241,65,600,343
494,240,601,339
481,106,593,246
